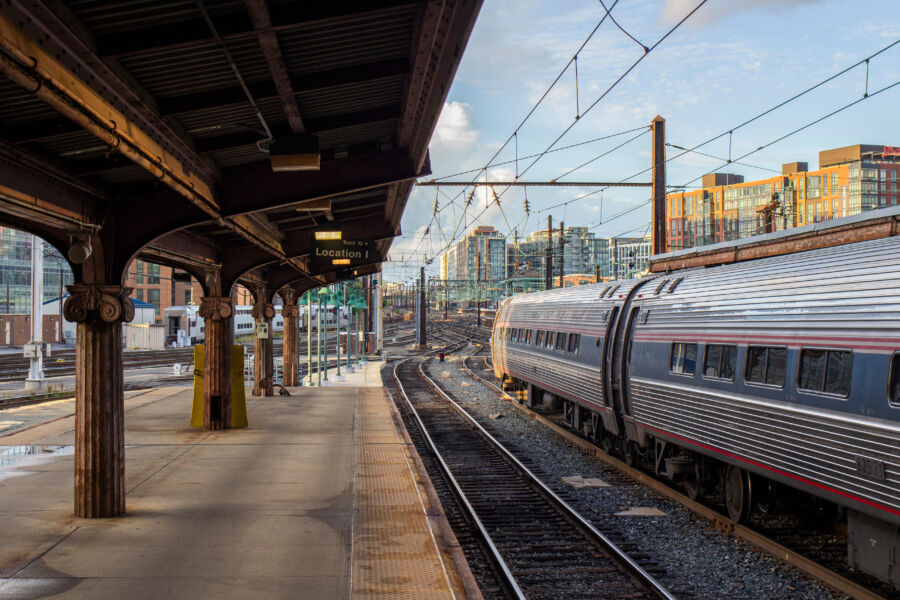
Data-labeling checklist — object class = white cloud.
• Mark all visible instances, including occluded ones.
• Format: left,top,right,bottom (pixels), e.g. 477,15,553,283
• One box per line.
660,0,826,26
432,101,480,150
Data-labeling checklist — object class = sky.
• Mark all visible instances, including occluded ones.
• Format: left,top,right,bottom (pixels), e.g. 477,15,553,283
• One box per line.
382,0,900,284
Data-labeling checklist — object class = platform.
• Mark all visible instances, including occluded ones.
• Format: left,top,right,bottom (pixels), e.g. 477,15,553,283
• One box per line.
0,363,469,599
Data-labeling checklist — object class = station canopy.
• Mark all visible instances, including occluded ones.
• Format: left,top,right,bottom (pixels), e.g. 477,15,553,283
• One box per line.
0,0,481,294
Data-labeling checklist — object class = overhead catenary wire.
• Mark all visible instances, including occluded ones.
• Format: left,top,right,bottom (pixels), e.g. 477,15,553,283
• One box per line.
680,76,900,188
418,0,710,261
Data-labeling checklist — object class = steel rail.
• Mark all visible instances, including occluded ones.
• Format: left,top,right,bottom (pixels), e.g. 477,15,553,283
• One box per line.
412,350,677,600
460,352,890,600
391,350,527,600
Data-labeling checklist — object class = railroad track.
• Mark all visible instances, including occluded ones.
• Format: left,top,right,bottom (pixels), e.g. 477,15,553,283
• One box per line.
459,351,893,600
0,337,359,382
389,348,674,600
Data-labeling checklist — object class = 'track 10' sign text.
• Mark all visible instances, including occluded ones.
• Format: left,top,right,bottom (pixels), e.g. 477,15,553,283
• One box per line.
312,237,373,268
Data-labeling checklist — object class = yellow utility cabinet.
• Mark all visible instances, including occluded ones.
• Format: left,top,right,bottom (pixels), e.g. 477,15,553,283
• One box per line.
190,345,249,428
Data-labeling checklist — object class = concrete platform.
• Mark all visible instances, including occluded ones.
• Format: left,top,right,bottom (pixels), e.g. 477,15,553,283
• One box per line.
0,363,470,599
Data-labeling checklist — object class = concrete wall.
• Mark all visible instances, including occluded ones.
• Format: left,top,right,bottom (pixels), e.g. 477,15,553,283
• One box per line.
124,324,165,350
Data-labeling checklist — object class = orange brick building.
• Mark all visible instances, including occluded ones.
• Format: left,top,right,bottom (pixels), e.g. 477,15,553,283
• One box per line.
665,144,900,251
123,260,203,323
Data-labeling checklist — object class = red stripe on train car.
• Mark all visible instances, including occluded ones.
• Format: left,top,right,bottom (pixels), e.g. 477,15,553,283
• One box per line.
638,422,900,517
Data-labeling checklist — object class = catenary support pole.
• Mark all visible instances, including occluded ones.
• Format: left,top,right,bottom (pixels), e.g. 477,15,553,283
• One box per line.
559,221,564,288
651,115,667,255
546,215,553,290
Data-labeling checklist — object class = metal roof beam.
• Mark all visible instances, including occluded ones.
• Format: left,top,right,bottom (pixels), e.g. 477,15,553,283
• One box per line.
97,0,422,58
193,106,402,154
245,0,305,134
158,58,410,117
219,149,423,217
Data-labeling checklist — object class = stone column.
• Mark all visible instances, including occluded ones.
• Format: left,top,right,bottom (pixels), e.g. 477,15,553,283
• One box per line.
64,284,134,518
280,290,299,387
199,296,234,429
251,301,275,396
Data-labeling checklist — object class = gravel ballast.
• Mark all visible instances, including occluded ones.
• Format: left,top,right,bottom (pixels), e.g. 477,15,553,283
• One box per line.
424,351,845,600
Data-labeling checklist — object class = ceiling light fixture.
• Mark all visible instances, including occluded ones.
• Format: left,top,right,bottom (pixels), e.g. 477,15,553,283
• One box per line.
270,136,320,172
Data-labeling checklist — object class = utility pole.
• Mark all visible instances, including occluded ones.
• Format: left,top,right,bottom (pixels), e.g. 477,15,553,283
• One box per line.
595,264,600,284
514,228,519,277
545,215,553,290
475,249,481,328
612,238,618,280
416,266,426,348
651,115,667,256
558,221,565,288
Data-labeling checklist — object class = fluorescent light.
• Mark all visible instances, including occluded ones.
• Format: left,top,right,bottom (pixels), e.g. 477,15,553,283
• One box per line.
332,258,350,265
270,136,320,172
315,231,342,240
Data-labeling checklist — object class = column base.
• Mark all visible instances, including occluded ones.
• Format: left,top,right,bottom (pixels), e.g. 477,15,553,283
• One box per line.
24,379,45,392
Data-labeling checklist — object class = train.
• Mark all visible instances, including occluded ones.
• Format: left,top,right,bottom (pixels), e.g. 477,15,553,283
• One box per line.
163,304,347,345
491,236,900,588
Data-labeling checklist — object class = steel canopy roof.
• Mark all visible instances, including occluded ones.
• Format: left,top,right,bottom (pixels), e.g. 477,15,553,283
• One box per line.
0,0,482,296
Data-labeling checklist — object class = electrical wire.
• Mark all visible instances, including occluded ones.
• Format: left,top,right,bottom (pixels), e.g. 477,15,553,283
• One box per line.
419,0,709,260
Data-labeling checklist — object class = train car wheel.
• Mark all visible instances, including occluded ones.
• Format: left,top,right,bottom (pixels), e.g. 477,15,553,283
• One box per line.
682,463,703,501
623,441,638,467
725,465,752,523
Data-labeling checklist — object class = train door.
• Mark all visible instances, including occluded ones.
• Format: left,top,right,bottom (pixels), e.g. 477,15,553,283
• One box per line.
168,315,180,336
600,306,621,435
605,280,653,442
619,305,641,419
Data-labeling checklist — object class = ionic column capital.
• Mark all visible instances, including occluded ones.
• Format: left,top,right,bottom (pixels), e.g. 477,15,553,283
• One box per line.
64,284,134,324
281,304,300,318
198,296,234,320
251,302,275,320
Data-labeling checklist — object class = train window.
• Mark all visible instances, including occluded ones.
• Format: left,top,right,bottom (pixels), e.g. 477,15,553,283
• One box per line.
670,343,697,374
555,332,567,351
546,331,555,348
890,354,900,406
703,344,737,380
798,348,851,397
567,334,580,354
535,331,544,346
746,346,787,388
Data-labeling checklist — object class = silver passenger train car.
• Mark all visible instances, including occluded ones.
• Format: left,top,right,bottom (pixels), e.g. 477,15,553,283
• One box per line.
492,236,900,587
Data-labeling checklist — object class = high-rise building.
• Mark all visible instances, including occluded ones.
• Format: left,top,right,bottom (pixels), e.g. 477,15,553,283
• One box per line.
608,236,651,280
665,144,900,251
0,227,72,314
444,226,507,281
511,226,609,280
